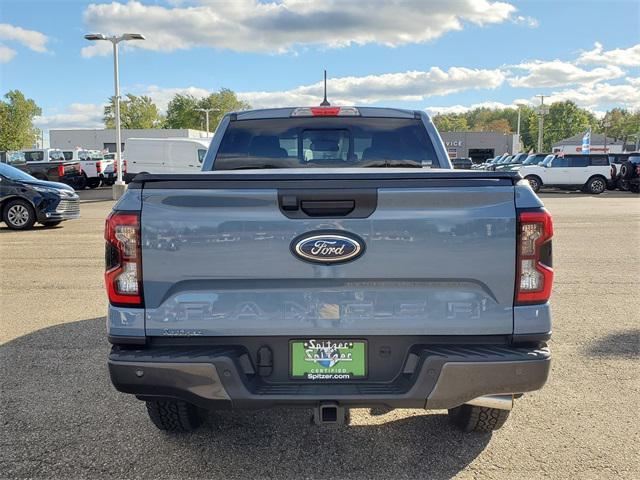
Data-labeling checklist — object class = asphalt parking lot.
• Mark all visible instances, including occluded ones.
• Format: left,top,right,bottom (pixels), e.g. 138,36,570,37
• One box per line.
1,187,638,479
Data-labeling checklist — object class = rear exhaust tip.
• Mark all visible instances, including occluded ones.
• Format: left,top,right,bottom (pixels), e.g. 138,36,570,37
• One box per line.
466,394,514,411
313,402,349,425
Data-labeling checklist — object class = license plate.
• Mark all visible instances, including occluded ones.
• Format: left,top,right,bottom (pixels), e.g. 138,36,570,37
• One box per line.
290,339,366,380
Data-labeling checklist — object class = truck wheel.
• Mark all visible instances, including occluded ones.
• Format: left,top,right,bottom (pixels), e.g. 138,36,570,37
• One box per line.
3,199,37,230
87,177,100,189
525,175,541,192
448,404,511,432
76,174,87,190
145,400,203,432
586,176,606,194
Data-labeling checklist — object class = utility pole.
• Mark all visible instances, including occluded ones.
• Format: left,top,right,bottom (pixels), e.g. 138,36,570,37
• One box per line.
603,116,612,153
535,95,548,153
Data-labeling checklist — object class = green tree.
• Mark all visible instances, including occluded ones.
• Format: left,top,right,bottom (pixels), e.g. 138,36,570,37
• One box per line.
0,90,42,151
432,113,469,132
104,94,163,129
599,108,640,147
528,101,596,152
165,88,250,131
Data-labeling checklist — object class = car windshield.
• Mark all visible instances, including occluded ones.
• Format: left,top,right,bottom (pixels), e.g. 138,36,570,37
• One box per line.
523,155,541,165
0,162,36,181
213,117,439,170
541,155,555,167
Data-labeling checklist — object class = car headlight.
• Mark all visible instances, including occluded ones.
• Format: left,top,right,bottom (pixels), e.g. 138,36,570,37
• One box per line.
32,185,63,195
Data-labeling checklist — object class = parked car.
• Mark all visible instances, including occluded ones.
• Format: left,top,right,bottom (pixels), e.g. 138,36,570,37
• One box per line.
2,150,85,189
106,106,552,434
520,153,610,194
494,152,528,171
0,162,79,230
487,155,513,171
451,157,472,169
608,153,639,190
62,149,115,189
502,153,549,172
615,155,640,193
124,138,209,181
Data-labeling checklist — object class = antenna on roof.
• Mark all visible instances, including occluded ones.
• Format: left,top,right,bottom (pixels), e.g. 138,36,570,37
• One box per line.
320,69,330,106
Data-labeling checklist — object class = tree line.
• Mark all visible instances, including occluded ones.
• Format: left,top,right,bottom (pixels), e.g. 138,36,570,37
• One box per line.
103,88,250,131
432,102,640,152
1,89,638,153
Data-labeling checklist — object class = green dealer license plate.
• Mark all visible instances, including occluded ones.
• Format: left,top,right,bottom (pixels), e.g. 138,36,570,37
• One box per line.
290,339,367,380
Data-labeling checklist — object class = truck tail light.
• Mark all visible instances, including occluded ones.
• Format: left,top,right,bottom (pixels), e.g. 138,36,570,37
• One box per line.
105,212,143,306
516,209,553,305
96,161,102,174
291,106,360,117
58,165,65,177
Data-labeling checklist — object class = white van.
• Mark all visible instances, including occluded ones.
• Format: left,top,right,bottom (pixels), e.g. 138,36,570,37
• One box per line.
124,138,210,181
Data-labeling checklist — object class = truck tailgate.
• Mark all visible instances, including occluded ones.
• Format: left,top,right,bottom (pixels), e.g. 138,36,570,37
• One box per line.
138,171,517,336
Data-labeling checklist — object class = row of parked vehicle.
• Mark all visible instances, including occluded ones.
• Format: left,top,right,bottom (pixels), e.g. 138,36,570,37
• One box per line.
471,152,640,194
0,148,119,190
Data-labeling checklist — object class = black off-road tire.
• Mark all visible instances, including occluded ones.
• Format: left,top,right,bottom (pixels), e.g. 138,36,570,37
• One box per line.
145,400,204,432
2,199,37,230
525,175,542,192
585,176,607,195
448,404,511,432
620,161,636,180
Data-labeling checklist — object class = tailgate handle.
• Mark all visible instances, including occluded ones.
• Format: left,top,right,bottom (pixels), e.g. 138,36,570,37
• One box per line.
300,200,355,217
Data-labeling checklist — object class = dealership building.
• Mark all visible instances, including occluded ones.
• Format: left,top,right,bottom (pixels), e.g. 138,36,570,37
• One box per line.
49,128,212,152
551,133,630,154
439,131,520,163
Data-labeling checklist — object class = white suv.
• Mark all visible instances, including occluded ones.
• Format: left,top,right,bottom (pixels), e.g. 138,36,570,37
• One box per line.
520,154,611,194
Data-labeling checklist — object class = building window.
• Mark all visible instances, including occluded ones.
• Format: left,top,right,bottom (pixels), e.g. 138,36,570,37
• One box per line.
103,143,125,152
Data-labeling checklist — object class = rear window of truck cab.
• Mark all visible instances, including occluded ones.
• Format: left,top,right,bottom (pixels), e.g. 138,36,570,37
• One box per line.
213,117,440,170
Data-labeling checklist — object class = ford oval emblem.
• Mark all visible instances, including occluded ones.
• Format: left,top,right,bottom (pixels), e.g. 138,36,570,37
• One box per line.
292,232,365,264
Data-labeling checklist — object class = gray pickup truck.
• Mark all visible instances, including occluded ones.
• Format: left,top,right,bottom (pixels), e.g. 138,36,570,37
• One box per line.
106,106,553,433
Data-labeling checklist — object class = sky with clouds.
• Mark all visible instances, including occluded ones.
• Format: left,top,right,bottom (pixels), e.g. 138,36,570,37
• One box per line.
0,0,638,135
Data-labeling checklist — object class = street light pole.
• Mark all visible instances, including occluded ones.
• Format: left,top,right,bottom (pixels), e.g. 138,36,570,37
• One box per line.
535,94,548,153
195,108,219,134
112,40,123,187
84,32,145,199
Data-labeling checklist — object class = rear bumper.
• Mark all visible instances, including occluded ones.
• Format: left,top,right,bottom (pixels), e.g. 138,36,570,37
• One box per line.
108,344,550,410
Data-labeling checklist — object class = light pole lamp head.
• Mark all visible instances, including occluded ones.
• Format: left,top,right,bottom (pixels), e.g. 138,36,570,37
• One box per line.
84,33,107,41
122,33,145,41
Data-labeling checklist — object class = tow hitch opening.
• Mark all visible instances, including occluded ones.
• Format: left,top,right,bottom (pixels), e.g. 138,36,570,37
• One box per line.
313,402,349,426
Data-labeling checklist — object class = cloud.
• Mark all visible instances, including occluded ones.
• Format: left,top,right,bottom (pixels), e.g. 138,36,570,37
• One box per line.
577,42,640,67
426,100,531,115
81,0,517,56
34,103,105,130
512,15,538,28
143,85,211,111
0,23,49,53
240,67,507,107
136,67,506,110
0,44,17,63
509,60,624,88
544,82,640,110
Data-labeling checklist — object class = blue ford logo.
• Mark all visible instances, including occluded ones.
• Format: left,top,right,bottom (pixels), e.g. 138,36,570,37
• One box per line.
292,232,364,264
